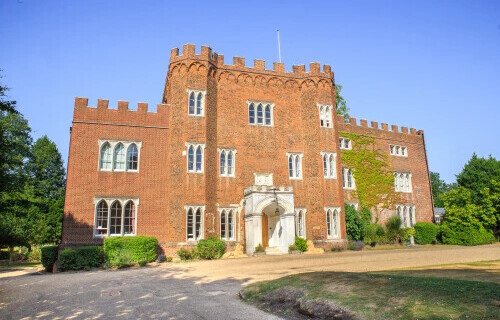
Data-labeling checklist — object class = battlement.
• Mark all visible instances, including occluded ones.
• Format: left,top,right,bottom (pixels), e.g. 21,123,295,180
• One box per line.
73,97,169,127
169,44,333,79
336,115,424,138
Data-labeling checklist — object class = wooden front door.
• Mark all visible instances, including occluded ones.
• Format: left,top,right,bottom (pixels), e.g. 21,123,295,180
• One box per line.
262,214,269,247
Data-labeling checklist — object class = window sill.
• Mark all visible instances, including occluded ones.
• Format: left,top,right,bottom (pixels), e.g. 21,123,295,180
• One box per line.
187,171,204,174
249,123,273,127
323,176,337,180
220,175,236,178
289,177,303,180
188,114,205,117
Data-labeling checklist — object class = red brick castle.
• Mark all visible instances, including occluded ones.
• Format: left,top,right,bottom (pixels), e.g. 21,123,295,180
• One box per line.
62,44,434,255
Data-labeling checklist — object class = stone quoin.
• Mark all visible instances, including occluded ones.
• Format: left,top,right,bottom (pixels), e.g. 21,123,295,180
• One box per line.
61,44,434,255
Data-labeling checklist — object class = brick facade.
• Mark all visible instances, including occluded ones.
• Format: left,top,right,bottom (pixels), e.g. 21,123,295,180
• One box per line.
62,44,434,254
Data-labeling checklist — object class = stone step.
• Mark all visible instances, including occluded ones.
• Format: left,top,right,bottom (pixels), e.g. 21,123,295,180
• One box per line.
265,247,286,255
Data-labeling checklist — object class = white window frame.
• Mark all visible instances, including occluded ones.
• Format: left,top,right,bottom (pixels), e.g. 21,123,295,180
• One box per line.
390,144,408,157
98,139,142,172
295,208,307,239
187,89,206,117
286,152,303,180
185,142,206,174
394,171,412,193
317,103,333,128
339,138,352,150
247,100,275,127
396,204,416,228
321,152,337,179
185,205,205,241
325,207,341,239
342,168,356,189
218,148,237,177
93,197,139,238
219,207,237,241
346,202,359,210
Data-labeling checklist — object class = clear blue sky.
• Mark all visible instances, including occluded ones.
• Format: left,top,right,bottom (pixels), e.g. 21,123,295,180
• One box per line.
1,0,499,183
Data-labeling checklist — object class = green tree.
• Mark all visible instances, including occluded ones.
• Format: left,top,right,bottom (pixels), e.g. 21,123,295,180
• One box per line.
0,73,18,114
430,172,451,207
456,154,500,205
335,84,350,119
344,204,364,240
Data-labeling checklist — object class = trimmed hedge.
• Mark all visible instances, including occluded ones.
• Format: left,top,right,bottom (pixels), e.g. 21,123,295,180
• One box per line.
440,225,495,246
103,236,158,267
196,237,226,260
58,246,105,271
58,249,77,271
414,222,439,245
41,245,59,272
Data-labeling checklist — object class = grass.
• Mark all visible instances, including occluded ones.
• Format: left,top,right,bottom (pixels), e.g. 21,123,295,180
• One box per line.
0,261,42,270
242,261,500,320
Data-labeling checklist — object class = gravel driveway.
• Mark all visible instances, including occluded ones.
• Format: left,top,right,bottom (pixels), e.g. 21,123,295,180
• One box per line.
1,244,498,320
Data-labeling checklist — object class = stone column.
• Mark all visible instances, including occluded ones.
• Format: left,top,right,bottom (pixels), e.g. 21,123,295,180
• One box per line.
245,213,262,255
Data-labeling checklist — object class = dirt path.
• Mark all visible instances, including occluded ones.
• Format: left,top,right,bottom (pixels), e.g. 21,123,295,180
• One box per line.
165,244,500,284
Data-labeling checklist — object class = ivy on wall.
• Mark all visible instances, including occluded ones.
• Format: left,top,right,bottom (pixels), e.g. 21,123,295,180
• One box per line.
340,132,400,221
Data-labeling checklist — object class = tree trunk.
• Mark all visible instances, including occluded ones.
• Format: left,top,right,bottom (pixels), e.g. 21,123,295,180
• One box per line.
8,245,13,266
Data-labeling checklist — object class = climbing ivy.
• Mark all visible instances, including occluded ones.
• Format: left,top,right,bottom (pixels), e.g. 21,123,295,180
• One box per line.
340,132,400,221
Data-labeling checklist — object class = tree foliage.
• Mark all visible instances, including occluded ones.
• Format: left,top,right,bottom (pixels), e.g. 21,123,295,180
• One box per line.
335,84,350,119
344,204,364,240
0,77,66,255
340,132,400,220
430,171,453,207
456,154,500,205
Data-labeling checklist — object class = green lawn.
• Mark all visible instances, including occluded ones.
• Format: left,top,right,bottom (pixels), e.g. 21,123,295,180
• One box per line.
242,261,500,320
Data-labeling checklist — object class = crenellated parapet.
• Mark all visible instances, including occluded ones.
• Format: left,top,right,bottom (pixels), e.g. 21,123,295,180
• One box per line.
168,44,334,89
336,115,424,142
73,97,169,128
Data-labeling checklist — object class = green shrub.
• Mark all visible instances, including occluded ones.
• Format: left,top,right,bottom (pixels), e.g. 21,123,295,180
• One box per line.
177,248,194,261
196,237,226,260
363,223,386,245
386,216,403,244
103,236,158,267
289,244,299,251
345,204,364,240
75,246,104,269
414,222,439,245
400,228,415,243
294,237,308,252
348,240,364,251
331,244,346,252
41,245,59,272
255,244,265,253
440,225,495,246
58,249,77,271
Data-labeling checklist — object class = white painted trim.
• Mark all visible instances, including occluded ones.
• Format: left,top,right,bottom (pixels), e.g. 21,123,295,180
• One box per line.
97,139,142,172
320,151,337,179
286,152,304,180
218,148,237,177
247,100,275,127
187,89,206,117
294,208,307,238
339,137,352,150
342,167,356,190
390,144,408,157
394,171,412,193
317,103,333,128
218,207,237,241
185,142,206,174
93,197,139,238
324,206,341,239
184,205,205,241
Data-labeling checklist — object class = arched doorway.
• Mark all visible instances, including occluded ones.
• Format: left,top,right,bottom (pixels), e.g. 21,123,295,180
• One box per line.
262,203,286,248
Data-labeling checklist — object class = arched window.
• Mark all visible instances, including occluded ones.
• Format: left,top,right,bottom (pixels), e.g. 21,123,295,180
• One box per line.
257,104,263,124
323,154,328,177
220,210,226,239
96,200,108,235
288,155,294,177
265,105,271,125
249,104,255,124
295,155,300,178
326,209,332,238
188,146,194,171
329,154,335,177
403,206,408,227
394,172,399,190
333,209,339,237
110,201,122,235
228,210,234,240
195,208,202,239
187,208,194,240
227,151,233,175
113,143,125,170
196,92,203,115
196,146,202,172
220,151,226,175
347,169,353,188
127,144,139,171
405,173,411,192
100,143,112,170
124,201,136,235
297,210,305,238
399,173,404,190
188,92,195,115
409,206,414,227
